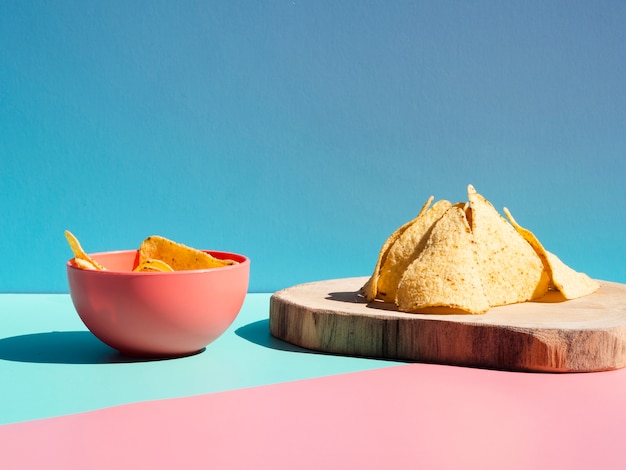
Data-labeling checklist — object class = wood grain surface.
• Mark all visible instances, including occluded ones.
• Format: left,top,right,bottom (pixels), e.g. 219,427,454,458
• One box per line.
269,277,626,372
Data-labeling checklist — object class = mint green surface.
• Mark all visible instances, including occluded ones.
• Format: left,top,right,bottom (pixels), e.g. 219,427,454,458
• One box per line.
0,294,401,425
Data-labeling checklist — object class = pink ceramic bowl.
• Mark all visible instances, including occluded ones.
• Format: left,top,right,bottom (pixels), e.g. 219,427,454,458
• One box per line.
67,250,250,357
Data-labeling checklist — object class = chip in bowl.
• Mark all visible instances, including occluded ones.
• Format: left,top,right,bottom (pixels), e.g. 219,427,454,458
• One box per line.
65,232,238,272
138,235,237,271
64,230,106,271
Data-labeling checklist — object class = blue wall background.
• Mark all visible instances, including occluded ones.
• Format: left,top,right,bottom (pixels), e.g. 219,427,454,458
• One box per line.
2,1,625,293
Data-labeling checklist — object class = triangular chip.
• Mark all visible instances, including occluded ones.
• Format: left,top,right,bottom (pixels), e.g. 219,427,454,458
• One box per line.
376,199,452,302
133,258,175,272
544,251,599,299
468,185,549,306
64,230,107,270
72,257,101,271
396,205,489,314
361,196,434,301
504,208,599,299
138,235,236,271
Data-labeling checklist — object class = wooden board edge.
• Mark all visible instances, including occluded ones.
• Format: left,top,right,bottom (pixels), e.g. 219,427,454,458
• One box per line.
269,279,626,373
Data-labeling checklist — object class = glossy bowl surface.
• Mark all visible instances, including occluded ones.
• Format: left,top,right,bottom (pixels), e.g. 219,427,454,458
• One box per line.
67,250,250,357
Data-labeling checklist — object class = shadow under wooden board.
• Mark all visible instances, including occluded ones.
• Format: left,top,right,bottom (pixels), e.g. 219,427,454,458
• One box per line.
269,277,626,373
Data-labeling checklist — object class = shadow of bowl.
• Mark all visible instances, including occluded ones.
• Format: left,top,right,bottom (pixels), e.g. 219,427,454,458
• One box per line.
0,331,199,364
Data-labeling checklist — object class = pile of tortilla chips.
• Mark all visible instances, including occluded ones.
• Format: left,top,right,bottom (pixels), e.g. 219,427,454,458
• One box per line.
65,231,237,272
361,185,599,314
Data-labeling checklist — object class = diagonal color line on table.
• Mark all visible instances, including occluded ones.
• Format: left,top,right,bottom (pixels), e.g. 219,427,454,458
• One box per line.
0,293,403,424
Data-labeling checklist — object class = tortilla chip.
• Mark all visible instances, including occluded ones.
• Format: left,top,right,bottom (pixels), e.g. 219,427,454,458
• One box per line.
376,199,452,302
64,230,107,271
396,205,489,314
72,257,100,271
133,258,175,272
467,185,549,306
503,208,599,299
361,196,434,301
138,235,236,271
544,251,599,299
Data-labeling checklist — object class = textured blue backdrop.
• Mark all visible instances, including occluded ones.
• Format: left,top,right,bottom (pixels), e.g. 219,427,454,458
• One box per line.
1,1,625,293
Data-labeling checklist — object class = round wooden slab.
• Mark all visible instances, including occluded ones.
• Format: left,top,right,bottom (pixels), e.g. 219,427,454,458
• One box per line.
269,277,626,372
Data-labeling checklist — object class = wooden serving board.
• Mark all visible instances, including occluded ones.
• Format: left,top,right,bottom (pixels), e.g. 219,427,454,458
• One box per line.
269,277,626,372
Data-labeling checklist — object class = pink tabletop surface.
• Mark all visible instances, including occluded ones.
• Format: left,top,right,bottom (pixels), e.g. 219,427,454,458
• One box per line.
2,362,625,469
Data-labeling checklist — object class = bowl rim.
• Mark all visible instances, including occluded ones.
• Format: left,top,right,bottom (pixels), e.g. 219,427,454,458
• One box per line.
66,249,250,275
